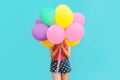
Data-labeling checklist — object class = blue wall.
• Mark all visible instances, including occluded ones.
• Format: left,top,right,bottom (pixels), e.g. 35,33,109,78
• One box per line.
0,0,120,80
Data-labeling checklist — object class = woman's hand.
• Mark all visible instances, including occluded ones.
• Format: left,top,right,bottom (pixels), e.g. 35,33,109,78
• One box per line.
60,44,64,49
60,44,70,58
57,44,61,49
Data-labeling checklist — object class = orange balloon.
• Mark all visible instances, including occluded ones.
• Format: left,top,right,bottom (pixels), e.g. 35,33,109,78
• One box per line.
40,40,54,48
65,38,80,46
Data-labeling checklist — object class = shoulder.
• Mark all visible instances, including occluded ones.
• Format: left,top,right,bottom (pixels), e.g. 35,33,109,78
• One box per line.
64,42,70,49
51,44,58,50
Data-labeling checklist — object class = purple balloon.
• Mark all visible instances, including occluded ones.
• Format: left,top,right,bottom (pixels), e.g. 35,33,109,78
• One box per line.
36,17,41,24
32,23,48,41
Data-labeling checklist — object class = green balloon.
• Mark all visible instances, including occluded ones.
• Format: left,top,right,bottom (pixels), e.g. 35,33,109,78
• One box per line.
39,7,56,26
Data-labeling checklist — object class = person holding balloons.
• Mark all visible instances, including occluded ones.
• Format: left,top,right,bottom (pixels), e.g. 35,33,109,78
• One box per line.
32,4,85,80
50,40,71,80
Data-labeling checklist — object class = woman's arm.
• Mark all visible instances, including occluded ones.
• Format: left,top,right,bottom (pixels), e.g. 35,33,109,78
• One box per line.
50,47,59,58
61,46,70,58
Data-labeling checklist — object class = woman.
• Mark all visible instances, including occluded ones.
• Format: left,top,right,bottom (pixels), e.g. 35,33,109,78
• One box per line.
50,40,71,80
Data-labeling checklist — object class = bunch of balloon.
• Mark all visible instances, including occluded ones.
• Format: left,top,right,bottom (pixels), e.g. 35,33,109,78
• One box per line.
32,4,85,47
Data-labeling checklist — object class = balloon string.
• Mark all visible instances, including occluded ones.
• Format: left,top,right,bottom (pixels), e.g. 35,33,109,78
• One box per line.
55,48,61,80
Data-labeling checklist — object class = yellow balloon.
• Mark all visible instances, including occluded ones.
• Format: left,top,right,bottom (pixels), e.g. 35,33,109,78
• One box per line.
55,4,73,28
40,40,54,48
65,38,80,46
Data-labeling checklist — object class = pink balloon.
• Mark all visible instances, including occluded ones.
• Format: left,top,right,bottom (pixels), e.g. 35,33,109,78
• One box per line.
47,25,65,44
73,12,85,25
36,17,41,24
66,23,84,41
